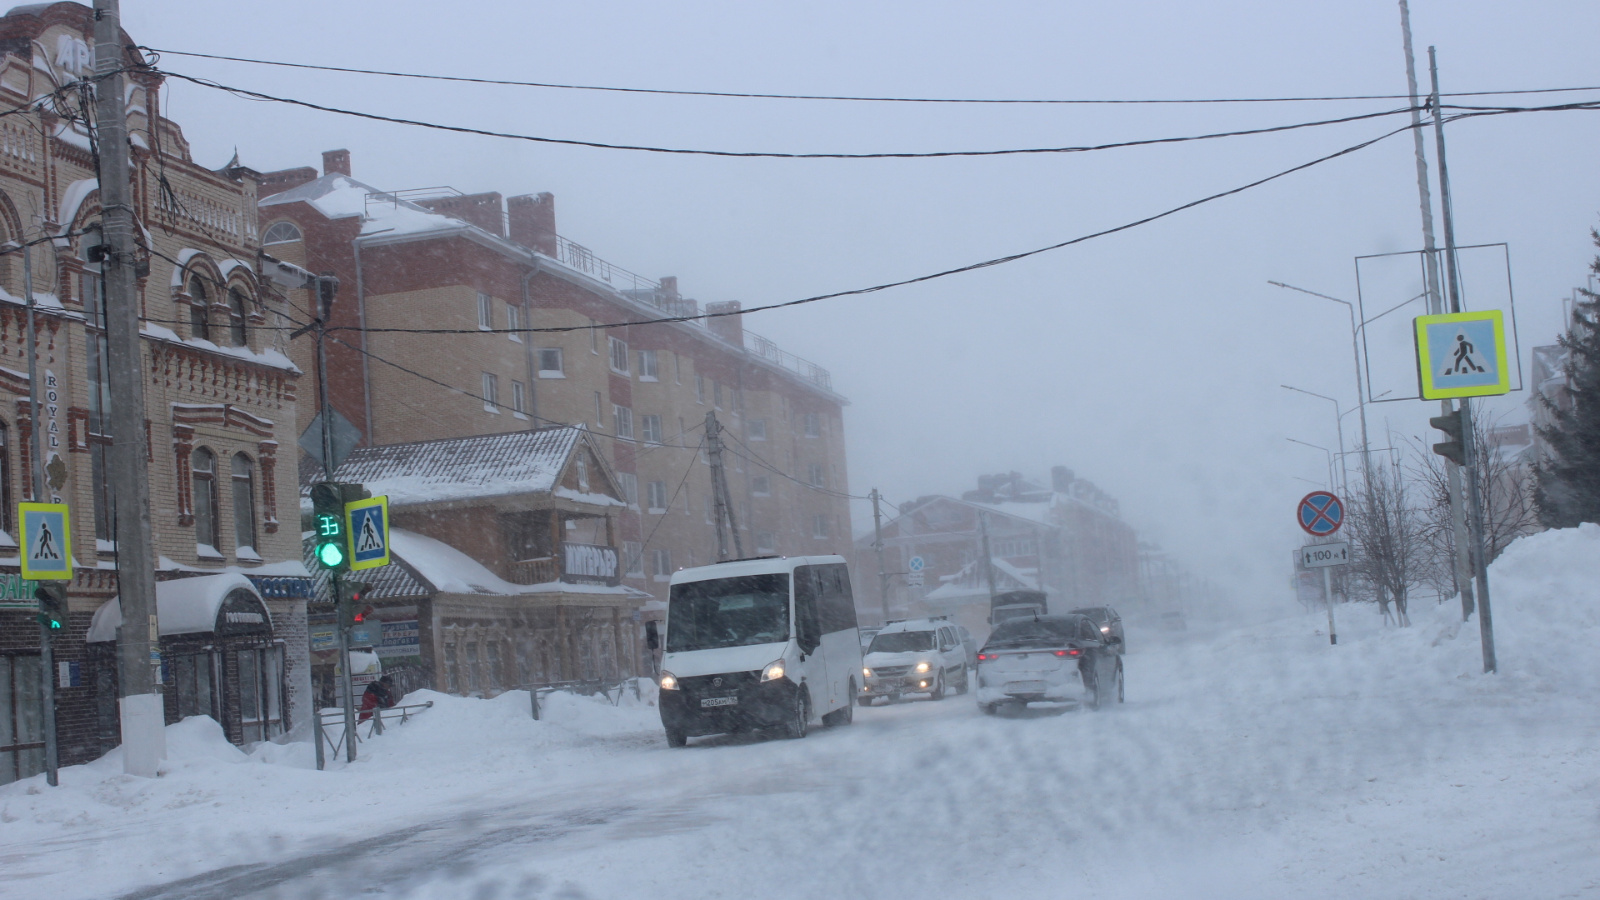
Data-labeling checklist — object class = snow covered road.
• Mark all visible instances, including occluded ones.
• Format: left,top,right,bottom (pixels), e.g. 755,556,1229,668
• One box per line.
5,526,1600,900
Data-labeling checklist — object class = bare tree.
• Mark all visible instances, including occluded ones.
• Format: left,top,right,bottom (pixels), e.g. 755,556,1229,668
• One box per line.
1409,411,1541,602
1345,460,1427,626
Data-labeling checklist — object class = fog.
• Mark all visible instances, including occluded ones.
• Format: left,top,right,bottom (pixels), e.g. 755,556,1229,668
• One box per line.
130,0,1600,606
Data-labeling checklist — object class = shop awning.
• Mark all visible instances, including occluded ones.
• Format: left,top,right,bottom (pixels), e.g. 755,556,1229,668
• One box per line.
86,573,272,642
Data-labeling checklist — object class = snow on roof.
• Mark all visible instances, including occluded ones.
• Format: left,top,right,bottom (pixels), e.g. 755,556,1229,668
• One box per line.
259,173,484,241
86,573,267,642
923,558,1038,605
304,426,600,508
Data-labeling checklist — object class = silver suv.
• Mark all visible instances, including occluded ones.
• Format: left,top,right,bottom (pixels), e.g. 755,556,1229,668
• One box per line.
860,618,972,704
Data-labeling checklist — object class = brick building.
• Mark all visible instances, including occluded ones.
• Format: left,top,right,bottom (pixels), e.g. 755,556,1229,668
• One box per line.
0,4,310,784
257,152,853,633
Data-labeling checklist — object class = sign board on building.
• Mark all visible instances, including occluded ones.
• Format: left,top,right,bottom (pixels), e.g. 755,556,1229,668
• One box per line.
0,574,41,610
1301,541,1350,569
1414,310,1511,400
378,620,420,659
562,541,619,586
19,502,71,580
310,625,337,652
345,496,390,571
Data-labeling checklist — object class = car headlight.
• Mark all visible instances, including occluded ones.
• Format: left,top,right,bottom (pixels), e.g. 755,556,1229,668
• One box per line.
862,667,872,678
659,671,679,691
1101,626,1110,633
761,659,787,682
914,661,931,673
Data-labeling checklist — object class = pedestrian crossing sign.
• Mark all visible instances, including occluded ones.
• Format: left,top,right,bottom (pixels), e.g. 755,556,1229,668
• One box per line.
1414,310,1511,400
19,502,71,580
345,495,390,571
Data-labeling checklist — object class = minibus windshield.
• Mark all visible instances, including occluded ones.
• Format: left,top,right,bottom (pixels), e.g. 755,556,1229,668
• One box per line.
666,574,791,653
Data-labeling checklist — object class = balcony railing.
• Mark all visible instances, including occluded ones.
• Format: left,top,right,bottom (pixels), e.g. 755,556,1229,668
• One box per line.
744,330,832,390
508,556,559,586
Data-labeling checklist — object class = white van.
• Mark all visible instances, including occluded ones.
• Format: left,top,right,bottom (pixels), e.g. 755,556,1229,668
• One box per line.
652,555,861,747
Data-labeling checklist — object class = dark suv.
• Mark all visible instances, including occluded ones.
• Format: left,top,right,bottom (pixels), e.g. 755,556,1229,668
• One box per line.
1070,606,1125,654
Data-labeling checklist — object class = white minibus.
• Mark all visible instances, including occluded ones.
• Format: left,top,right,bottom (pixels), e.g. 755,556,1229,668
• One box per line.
649,555,861,747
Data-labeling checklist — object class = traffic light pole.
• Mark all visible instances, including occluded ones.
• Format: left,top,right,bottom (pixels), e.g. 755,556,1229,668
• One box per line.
313,313,360,761
22,243,56,787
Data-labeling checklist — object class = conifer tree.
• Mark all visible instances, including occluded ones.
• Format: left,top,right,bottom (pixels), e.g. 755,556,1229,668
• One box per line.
1534,227,1600,526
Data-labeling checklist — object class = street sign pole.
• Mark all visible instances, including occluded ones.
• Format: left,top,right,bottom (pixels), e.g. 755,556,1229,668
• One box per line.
1323,568,1337,645
1297,493,1346,646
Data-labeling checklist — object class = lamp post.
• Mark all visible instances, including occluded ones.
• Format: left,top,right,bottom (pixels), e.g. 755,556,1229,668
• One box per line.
1286,437,1336,492
1270,281,1372,485
1282,385,1347,495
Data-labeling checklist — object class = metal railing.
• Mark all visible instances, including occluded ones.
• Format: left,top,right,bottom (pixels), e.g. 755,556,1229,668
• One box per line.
314,700,434,769
523,678,642,720
553,234,661,297
743,329,833,390
508,556,559,585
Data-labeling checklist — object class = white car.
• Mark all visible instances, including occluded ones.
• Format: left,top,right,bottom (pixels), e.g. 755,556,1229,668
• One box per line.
860,618,971,704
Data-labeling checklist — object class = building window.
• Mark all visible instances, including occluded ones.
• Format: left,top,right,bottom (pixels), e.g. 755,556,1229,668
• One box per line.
811,515,830,539
537,348,564,378
0,422,10,536
594,392,603,428
188,275,210,342
506,304,521,341
576,455,590,492
624,541,644,576
477,292,493,330
637,349,658,381
803,413,821,438
713,380,723,408
589,320,599,354
674,353,683,384
807,464,826,488
647,480,667,512
748,418,767,441
482,373,500,413
651,548,672,579
232,453,256,558
227,289,249,347
640,415,662,444
262,221,302,245
613,405,634,440
511,381,527,417
618,472,638,506
756,531,775,552
751,475,771,496
192,447,219,555
609,336,630,374
695,374,705,404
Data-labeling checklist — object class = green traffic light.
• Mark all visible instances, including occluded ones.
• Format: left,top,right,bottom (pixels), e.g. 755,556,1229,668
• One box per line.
317,541,346,568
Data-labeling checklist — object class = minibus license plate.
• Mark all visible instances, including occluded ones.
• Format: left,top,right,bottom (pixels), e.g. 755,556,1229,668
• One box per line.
700,696,737,708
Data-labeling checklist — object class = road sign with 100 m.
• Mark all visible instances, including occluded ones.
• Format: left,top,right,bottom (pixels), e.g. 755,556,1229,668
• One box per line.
345,495,390,571
1301,542,1349,569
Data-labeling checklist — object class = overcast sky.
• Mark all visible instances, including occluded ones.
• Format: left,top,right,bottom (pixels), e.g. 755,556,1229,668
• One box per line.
123,0,1600,606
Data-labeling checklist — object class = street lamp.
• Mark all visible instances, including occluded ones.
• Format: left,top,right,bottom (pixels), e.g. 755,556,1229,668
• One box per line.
1286,437,1336,492
1269,281,1372,483
1282,385,1347,494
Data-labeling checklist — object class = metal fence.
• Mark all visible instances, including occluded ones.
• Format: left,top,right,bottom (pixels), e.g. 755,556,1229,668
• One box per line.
314,700,434,769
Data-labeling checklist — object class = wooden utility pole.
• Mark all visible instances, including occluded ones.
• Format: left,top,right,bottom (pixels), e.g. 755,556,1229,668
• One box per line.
870,489,889,621
94,0,165,775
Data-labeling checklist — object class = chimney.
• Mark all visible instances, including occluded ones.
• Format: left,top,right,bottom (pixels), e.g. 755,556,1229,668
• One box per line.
705,300,743,347
417,192,505,237
322,149,351,177
508,192,557,256
1051,466,1074,493
659,276,678,298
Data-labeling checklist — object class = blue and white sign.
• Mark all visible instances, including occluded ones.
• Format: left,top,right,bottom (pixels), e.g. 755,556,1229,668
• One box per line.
345,496,390,571
908,556,925,572
1414,310,1511,400
19,502,71,580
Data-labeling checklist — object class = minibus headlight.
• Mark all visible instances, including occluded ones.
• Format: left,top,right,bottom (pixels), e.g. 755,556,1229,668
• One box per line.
761,659,787,682
659,671,679,691
914,661,931,674
862,666,872,678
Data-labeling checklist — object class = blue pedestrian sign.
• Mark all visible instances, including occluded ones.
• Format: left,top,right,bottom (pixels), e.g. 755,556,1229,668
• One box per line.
345,496,390,571
1297,491,1344,537
1414,310,1511,400
19,502,71,580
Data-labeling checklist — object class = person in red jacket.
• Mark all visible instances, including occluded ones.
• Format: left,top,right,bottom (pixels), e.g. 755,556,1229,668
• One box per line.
358,675,397,722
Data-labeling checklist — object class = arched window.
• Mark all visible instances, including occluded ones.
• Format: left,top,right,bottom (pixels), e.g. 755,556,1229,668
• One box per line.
228,288,249,347
192,447,218,553
232,453,256,555
188,274,210,342
262,221,301,245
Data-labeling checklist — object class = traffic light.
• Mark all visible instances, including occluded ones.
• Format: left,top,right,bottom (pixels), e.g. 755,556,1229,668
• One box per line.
1430,409,1466,466
35,582,66,632
311,481,348,570
336,579,370,631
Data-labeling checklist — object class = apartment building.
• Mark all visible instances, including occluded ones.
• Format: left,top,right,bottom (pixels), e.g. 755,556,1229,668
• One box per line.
0,4,311,782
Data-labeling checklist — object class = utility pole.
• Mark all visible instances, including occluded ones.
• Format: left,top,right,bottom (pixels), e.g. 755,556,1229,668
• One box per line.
1429,46,1496,674
1400,1,1475,621
94,0,165,776
23,240,57,787
977,512,998,601
704,411,742,560
870,489,889,622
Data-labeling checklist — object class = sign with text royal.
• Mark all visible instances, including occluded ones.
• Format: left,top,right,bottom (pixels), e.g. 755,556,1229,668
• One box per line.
1414,310,1511,400
345,495,390,571
562,541,620,586
19,502,71,580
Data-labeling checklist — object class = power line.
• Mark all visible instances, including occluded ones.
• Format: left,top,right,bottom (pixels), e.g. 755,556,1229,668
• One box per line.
140,46,1600,106
720,430,871,502
151,67,1419,160
639,436,706,556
